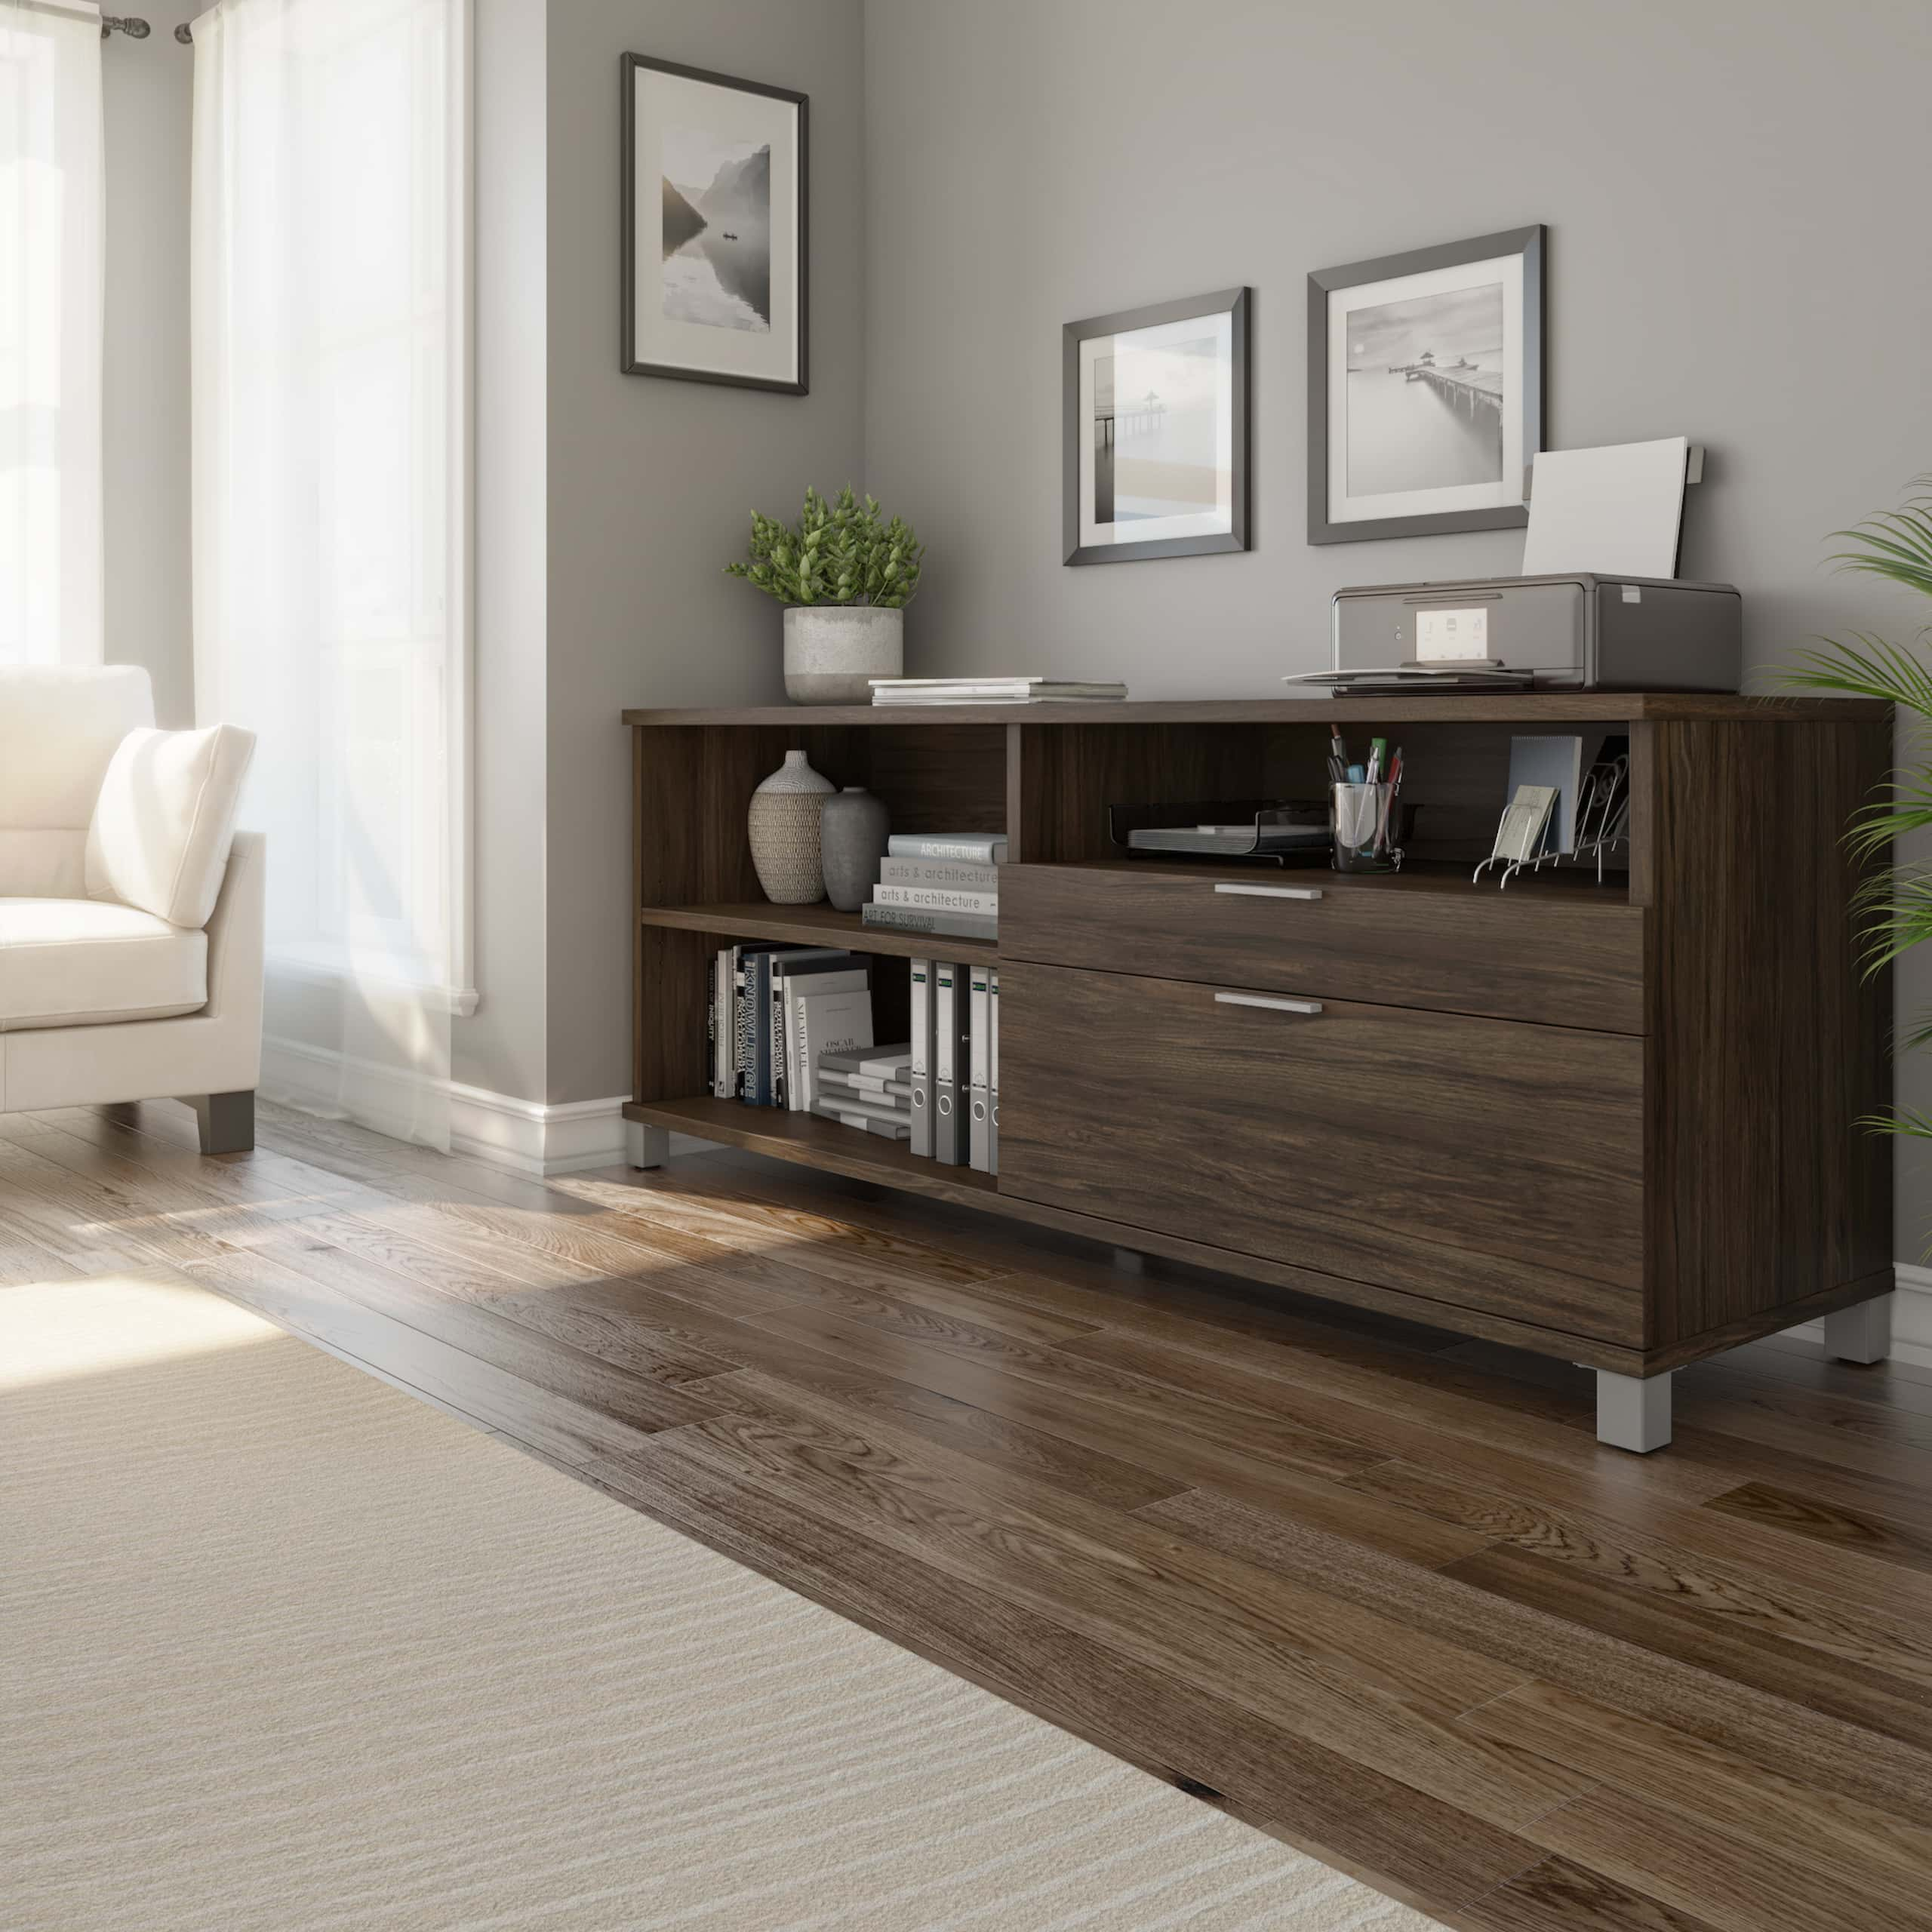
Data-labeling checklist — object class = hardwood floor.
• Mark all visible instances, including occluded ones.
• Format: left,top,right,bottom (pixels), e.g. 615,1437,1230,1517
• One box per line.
8,1098,1931,1930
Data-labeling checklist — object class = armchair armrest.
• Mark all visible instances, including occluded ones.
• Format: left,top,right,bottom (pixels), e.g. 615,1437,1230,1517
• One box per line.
204,830,264,1040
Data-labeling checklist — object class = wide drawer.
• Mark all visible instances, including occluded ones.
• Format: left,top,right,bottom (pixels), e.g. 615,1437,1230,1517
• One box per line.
997,960,1645,1346
999,863,1646,1033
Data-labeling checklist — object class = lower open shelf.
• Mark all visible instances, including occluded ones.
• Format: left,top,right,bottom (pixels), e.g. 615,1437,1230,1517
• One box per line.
624,1095,1001,1208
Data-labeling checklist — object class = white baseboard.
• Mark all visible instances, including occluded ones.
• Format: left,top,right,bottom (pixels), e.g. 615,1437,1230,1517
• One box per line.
262,1035,632,1179
1782,1263,1932,1371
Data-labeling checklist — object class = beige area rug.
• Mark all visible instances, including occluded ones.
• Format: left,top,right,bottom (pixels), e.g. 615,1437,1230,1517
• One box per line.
2,1274,1447,1932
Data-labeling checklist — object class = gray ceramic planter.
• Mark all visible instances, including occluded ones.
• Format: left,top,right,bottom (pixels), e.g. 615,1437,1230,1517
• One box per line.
783,605,903,704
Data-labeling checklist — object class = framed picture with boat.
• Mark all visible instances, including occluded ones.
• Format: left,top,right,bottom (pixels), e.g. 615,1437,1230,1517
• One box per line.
1307,225,1544,543
620,54,808,393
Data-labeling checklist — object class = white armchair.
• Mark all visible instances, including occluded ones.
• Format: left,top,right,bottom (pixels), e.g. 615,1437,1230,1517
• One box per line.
0,667,263,1153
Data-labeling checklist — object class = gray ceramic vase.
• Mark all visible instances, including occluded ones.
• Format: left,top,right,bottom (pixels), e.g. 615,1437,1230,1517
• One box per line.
820,786,891,912
747,749,835,904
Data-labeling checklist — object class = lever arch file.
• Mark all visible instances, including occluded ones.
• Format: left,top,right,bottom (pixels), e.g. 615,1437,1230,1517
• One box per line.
909,958,932,1158
968,965,992,1172
988,968,999,1174
934,961,967,1166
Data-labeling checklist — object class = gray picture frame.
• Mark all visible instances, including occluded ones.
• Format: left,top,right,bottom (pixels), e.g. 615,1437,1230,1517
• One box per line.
1063,287,1251,567
1306,225,1544,545
620,53,809,395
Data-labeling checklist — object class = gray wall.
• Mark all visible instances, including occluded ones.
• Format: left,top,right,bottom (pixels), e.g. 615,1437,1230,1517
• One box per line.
458,0,552,1101
862,0,1932,1247
101,2,198,728
543,0,865,1103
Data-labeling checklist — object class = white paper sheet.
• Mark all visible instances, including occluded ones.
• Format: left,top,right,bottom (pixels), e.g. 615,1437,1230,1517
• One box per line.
1521,436,1690,577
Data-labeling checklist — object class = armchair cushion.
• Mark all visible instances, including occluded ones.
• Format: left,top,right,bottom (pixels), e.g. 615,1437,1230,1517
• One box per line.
85,724,256,931
0,900,207,1032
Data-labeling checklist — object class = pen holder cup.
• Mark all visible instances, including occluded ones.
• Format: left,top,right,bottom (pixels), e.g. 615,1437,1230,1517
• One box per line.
1331,783,1404,875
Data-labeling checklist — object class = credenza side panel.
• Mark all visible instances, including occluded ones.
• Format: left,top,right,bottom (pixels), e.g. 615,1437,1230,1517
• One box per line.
1646,718,1894,1347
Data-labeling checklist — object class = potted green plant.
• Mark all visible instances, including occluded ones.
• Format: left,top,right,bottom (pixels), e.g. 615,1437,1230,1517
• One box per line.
1786,477,1932,1201
725,485,925,703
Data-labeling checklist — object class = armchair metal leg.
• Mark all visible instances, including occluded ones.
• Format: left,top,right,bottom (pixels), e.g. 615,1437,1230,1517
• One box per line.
192,1091,255,1155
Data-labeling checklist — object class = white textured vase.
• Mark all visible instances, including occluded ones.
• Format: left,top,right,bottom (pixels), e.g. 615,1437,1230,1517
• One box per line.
747,749,835,903
783,605,904,705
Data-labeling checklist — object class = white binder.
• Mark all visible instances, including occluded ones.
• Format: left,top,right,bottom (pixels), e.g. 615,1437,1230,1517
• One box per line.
909,958,932,1158
968,964,992,1172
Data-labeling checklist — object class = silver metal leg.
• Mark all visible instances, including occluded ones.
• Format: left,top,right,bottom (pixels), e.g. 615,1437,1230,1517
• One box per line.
1111,1247,1146,1276
626,1122,671,1171
1823,1292,1893,1365
1595,1368,1672,1453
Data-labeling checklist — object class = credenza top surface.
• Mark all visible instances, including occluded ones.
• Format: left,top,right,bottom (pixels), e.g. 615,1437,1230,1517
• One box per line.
623,694,1888,728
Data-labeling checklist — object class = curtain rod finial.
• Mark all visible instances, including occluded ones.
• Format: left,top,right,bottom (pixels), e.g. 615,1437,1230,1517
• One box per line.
176,20,192,42
102,14,152,37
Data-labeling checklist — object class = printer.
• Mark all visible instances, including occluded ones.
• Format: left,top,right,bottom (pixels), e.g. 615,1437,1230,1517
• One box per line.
1315,572,1742,694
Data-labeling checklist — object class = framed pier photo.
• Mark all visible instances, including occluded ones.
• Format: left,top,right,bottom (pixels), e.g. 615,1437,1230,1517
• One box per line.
1064,288,1251,565
1308,225,1544,544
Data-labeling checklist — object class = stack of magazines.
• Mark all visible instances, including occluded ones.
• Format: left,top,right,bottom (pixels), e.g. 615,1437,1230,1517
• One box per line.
869,677,1127,706
862,832,1002,941
814,1045,914,1140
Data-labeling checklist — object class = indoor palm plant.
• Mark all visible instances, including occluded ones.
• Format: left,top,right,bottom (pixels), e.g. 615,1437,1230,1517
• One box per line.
726,485,926,703
1786,478,1932,1180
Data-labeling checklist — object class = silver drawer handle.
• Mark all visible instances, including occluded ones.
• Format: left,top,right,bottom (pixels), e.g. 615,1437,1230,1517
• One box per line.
1214,883,1324,901
1214,992,1324,1016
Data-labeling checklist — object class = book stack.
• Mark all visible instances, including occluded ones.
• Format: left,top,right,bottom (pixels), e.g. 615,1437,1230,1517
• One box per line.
870,677,1128,706
814,1045,915,1140
707,944,875,1111
861,832,1003,943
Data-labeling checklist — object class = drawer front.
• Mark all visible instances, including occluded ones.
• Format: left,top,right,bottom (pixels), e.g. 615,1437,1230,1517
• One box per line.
998,961,1645,1345
1000,864,1646,1033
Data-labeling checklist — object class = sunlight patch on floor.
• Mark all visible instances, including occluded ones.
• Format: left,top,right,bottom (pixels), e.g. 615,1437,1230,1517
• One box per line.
0,1274,280,1391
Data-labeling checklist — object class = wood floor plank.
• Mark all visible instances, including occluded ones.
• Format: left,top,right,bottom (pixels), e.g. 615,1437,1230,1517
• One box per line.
186,1247,652,1466
1451,1857,1725,1932
657,1379,1611,1836
248,1228,731,1433
0,1214,83,1284
1523,1784,1932,1932
698,1368,1190,1514
1703,1478,1932,1578
749,1294,1392,1484
0,1135,257,1269
1456,1681,1932,1897
565,1161,1015,1286
1346,1456,1932,1669
1142,1487,1932,1828
1055,1328,1743,1509
1441,1543,1932,1755
497,1273,1476,1553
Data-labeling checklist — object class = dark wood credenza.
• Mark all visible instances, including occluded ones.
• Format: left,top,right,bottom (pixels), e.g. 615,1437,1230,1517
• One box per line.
624,694,1894,1451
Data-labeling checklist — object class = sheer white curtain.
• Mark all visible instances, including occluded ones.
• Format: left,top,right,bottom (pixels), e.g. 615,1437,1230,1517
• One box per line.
0,0,103,666
192,0,468,1148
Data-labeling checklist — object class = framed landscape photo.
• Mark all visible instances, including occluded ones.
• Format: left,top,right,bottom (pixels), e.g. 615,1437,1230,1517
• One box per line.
1307,226,1543,543
621,54,807,393
1064,287,1250,565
